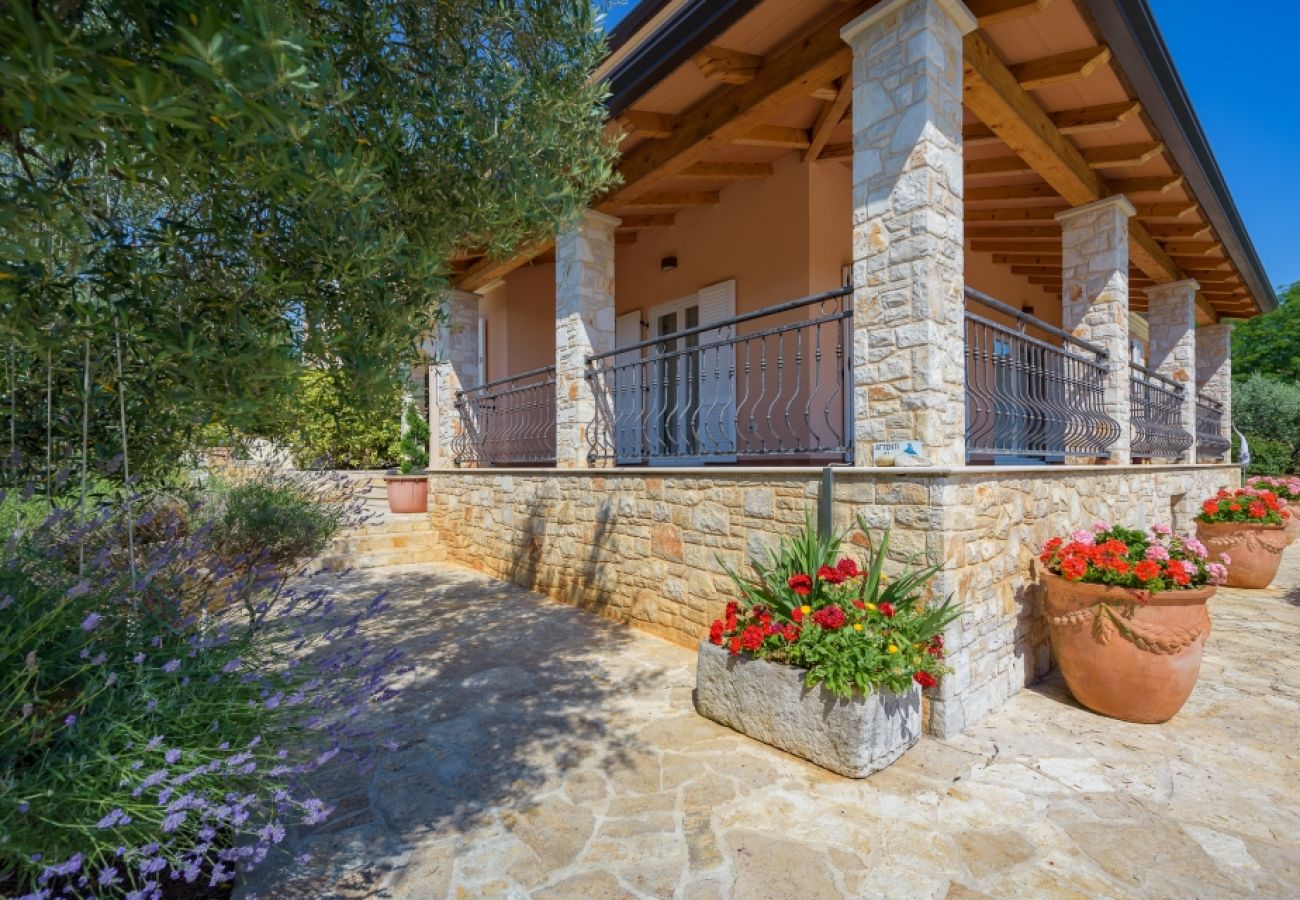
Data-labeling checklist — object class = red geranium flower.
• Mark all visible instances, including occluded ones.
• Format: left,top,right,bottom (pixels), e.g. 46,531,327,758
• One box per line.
1059,556,1087,581
787,573,813,596
709,620,725,645
913,671,937,689
836,557,859,578
740,624,765,652
1202,501,1219,516
791,606,804,623
811,604,847,630
1134,559,1161,582
852,599,866,610
878,602,896,618
1249,501,1266,519
782,625,800,642
728,636,742,655
817,564,845,584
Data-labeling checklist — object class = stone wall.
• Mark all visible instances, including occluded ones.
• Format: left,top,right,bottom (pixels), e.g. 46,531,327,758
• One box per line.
424,463,1239,736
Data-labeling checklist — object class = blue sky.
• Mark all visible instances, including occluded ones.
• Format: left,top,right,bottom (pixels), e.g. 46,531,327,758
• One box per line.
601,1,1295,292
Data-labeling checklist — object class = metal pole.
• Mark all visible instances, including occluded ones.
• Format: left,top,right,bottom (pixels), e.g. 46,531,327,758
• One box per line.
817,466,835,541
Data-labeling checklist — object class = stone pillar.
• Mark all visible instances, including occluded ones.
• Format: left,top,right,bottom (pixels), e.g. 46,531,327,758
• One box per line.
842,0,975,468
429,289,481,467
1196,322,1233,453
1056,196,1136,465
1145,279,1200,462
555,209,619,468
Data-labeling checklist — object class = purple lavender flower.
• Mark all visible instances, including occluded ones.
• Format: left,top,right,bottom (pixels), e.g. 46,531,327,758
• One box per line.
161,659,181,673
64,714,77,727
66,579,91,599
17,801,29,813
164,748,181,765
161,810,187,832
133,652,146,665
146,735,164,750
80,612,101,631
98,866,120,887
96,808,126,829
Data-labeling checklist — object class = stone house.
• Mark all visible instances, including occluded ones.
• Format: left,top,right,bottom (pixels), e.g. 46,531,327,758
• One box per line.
419,0,1272,735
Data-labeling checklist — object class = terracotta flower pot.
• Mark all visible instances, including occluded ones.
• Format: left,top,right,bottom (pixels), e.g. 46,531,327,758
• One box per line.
1040,571,1214,724
1281,501,1300,545
1195,520,1287,589
384,474,428,514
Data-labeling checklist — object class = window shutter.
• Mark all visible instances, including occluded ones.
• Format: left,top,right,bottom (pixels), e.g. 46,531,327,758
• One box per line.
613,311,644,464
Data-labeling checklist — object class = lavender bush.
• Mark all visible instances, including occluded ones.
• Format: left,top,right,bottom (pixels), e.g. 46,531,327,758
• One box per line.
0,468,401,898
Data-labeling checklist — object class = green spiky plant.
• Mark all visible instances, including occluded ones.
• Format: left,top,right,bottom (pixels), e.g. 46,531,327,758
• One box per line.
397,405,430,475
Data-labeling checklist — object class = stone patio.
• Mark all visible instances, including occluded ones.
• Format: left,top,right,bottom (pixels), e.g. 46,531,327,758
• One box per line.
241,550,1300,899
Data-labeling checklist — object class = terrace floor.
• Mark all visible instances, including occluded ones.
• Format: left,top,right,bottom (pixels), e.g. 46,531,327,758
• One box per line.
241,551,1300,899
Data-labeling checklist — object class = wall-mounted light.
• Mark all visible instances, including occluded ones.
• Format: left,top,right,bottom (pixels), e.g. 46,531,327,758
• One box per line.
661,255,677,272
1021,304,1035,316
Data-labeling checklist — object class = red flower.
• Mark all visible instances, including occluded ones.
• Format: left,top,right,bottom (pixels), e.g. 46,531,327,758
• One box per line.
836,558,859,578
913,671,937,689
811,604,847,630
1249,501,1266,519
1228,503,1241,513
782,625,800,642
1134,559,1161,582
791,606,804,623
1108,558,1131,575
1170,568,1190,586
709,620,725,645
1059,556,1087,581
817,564,845,584
878,602,896,618
1202,501,1219,516
1100,539,1127,556
728,636,741,655
787,573,813,596
852,599,866,610
740,624,765,652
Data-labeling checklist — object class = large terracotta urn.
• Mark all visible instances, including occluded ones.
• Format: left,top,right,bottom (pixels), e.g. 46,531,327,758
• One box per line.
384,474,428,514
1041,571,1214,724
1281,502,1300,545
1195,520,1287,588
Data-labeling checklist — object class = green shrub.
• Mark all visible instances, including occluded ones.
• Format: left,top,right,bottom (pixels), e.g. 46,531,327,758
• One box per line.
207,472,352,574
282,370,402,470
1232,374,1300,475
397,405,430,474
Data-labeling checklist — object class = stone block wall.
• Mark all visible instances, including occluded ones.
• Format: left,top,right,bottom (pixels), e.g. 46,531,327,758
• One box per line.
424,463,1239,736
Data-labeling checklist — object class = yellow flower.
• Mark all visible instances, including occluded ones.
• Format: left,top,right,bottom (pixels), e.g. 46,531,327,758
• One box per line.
800,605,812,615
865,602,877,612
853,623,864,632
887,644,899,654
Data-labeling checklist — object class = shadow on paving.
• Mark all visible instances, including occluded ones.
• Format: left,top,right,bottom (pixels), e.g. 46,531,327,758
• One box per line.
243,563,667,897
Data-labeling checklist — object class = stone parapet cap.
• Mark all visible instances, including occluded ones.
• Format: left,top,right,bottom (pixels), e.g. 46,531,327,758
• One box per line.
841,0,977,44
1055,195,1137,225
424,462,1239,479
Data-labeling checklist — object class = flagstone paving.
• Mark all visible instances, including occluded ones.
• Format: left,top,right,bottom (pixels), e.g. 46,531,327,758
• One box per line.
241,550,1300,899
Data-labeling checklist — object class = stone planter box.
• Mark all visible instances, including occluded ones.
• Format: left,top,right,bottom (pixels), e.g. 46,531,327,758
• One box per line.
693,641,921,778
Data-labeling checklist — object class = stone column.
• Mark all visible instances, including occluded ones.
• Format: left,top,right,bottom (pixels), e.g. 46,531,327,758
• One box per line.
1056,196,1136,465
429,289,481,467
1196,322,1234,453
555,209,619,468
842,0,976,468
1145,279,1200,462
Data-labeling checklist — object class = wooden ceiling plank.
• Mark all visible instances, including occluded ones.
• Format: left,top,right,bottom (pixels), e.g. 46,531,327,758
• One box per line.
966,182,1061,202
693,44,764,84
616,214,675,229
1011,265,1063,276
1009,45,1113,91
992,253,1061,265
1162,241,1223,256
966,155,1035,177
678,161,774,180
819,141,853,160
622,190,721,207
968,207,1068,222
1144,223,1213,240
962,100,1141,147
1109,174,1185,194
967,0,1053,28
1134,202,1198,218
968,225,1060,239
806,78,854,162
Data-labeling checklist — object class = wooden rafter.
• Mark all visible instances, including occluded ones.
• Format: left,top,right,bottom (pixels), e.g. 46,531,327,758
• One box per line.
1009,46,1112,90
457,238,554,292
967,225,1059,240
1145,223,1213,240
1084,141,1165,169
968,207,1068,222
1011,265,1062,276
735,125,812,148
621,190,720,207
1162,241,1222,256
678,161,774,180
617,110,679,139
964,100,1141,145
617,214,675,229
1134,202,1197,218
693,44,764,84
819,142,853,160
1109,174,1184,194
992,253,1061,265
967,0,1053,27
966,182,1061,202
806,78,853,162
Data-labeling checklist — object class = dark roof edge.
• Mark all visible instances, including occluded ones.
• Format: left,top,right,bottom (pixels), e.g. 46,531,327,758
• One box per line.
604,0,762,118
1084,0,1276,314
605,0,677,57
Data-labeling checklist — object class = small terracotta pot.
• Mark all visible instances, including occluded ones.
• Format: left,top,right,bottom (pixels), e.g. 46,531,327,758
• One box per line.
385,474,428,514
1041,571,1214,724
1195,520,1287,588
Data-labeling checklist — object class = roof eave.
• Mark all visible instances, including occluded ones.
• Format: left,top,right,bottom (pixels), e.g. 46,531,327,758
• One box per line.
1083,0,1276,314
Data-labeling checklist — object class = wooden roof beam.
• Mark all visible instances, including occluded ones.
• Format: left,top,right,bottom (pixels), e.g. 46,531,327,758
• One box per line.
1084,141,1165,169
617,110,679,139
966,182,1061,202
677,161,773,180
1145,223,1213,240
735,125,812,148
1134,202,1198,218
968,207,1069,222
616,214,675,229
806,78,853,162
1009,46,1112,90
967,0,1054,27
603,2,858,207
457,238,554,292
621,191,720,207
992,253,1061,265
1109,174,1184,195
964,100,1141,145
693,44,764,85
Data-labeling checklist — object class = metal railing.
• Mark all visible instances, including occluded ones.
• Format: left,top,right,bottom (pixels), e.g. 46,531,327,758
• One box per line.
585,287,853,465
1129,364,1193,459
963,287,1119,462
1196,393,1230,460
453,365,556,466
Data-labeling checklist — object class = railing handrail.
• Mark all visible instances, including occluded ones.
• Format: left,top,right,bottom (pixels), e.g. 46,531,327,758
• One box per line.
1195,391,1224,412
963,310,1108,370
587,285,852,364
964,286,1109,360
456,364,556,399
1130,362,1184,394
